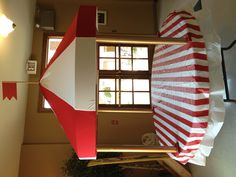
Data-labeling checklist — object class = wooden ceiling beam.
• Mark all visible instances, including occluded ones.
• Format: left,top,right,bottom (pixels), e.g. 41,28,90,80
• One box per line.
96,35,187,45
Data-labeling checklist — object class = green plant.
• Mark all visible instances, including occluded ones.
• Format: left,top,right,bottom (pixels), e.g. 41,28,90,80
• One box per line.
62,151,124,177
103,87,112,98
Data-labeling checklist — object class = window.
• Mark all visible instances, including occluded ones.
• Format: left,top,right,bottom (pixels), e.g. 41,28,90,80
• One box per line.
98,44,152,109
40,34,63,111
221,40,236,102
40,35,152,111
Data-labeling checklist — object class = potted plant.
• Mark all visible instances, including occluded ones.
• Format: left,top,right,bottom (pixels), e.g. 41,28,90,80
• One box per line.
62,151,124,177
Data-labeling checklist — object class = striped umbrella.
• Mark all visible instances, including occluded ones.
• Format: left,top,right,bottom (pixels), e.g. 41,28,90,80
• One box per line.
151,11,209,164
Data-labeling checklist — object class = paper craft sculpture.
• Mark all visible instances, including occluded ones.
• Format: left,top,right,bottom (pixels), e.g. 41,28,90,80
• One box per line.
39,6,97,160
152,10,224,165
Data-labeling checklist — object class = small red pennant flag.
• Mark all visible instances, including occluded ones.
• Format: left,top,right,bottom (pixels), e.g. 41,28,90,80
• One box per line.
2,82,17,100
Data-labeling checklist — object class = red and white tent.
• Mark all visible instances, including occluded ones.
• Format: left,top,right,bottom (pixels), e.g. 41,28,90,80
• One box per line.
40,6,97,160
38,5,224,165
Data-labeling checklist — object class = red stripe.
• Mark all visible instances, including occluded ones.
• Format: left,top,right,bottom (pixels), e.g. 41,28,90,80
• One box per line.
152,76,209,83
162,11,194,27
154,92,209,105
158,138,194,160
160,19,200,36
156,127,176,145
175,154,195,158
155,41,206,54
156,120,203,147
154,113,205,137
158,135,181,156
158,137,197,160
153,106,208,128
169,31,203,40
151,85,209,94
178,158,191,164
164,23,203,39
153,53,207,68
155,119,203,146
160,16,197,36
159,138,170,147
152,64,209,74
163,23,201,38
76,6,96,37
154,42,205,59
153,99,209,117
155,42,205,60
158,138,180,154
155,44,172,54
174,11,193,16
178,148,198,154
157,131,194,159
158,136,198,156
187,32,204,40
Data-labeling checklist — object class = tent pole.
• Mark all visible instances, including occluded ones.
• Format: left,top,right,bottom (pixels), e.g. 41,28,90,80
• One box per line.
96,36,186,45
2,81,39,85
96,145,177,153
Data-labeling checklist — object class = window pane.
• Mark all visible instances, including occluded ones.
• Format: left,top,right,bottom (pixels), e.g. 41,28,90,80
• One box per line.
43,36,62,110
134,92,150,104
99,92,115,104
116,58,119,70
99,46,115,57
121,79,132,91
134,79,149,91
133,59,149,71
133,47,148,58
99,59,115,70
99,79,115,91
121,46,131,58
116,92,120,104
121,59,132,70
116,46,119,58
121,92,133,104
116,79,120,91
47,38,62,63
43,100,51,109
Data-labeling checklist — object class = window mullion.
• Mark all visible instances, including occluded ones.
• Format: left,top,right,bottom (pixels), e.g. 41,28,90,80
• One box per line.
132,79,134,105
131,46,134,105
118,76,121,107
118,45,121,107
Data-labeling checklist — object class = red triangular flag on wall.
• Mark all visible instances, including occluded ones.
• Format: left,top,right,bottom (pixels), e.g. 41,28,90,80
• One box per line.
2,82,17,100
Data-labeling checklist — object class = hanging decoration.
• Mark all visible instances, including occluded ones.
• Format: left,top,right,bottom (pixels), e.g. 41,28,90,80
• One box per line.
2,82,17,100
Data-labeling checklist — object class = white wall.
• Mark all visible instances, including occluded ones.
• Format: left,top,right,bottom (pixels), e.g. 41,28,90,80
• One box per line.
157,0,236,177
0,0,35,177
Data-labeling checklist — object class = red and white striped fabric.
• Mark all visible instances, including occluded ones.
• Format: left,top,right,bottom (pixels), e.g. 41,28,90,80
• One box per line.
151,11,209,164
40,6,97,160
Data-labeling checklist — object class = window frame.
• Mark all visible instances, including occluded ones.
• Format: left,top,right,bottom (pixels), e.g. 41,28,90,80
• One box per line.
97,43,153,110
38,33,64,112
